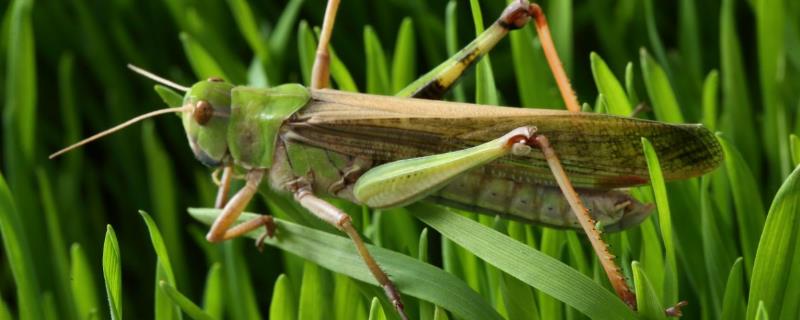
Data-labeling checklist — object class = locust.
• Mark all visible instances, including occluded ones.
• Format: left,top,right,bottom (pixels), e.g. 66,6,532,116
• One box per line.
50,0,722,318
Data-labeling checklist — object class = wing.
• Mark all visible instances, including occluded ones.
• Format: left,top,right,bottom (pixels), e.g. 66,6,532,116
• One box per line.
284,89,722,189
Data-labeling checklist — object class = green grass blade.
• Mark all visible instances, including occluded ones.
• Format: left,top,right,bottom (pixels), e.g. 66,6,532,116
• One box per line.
297,21,316,86
71,243,101,320
201,263,224,319
642,0,670,74
702,70,719,131
548,0,572,75
444,0,465,102
180,32,228,82
625,62,640,106
632,261,666,320
468,0,497,105
267,0,305,63
35,170,74,318
364,26,391,95
719,0,761,176
226,0,273,84
721,258,746,320
410,204,635,319
717,133,766,277
642,138,678,305
756,301,769,320
756,0,788,180
190,208,502,320
700,177,735,316
590,52,632,116
368,297,388,320
4,0,36,161
154,85,184,107
270,274,298,320
222,242,262,320
139,211,181,319
0,172,42,320
640,49,684,123
391,18,416,93
0,295,11,320
298,261,330,320
746,165,800,319
103,225,122,320
159,281,213,320
790,134,800,167
142,123,187,288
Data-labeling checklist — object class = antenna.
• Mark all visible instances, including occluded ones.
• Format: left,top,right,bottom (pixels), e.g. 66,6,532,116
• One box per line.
127,64,190,92
49,105,192,159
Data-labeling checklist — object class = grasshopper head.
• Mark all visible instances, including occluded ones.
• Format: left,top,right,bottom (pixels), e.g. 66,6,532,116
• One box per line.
182,78,235,167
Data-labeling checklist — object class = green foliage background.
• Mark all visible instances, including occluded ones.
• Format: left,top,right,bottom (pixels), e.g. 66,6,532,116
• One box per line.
1,0,800,319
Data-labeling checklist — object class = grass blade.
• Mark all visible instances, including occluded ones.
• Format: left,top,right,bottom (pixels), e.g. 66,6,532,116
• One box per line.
270,274,298,320
70,243,101,320
468,0,497,105
189,208,502,320
180,32,228,82
140,211,182,320
368,297,388,320
391,18,416,93
159,281,213,320
640,49,684,123
103,225,122,320
591,52,632,116
632,261,666,320
721,258,746,319
0,172,42,320
642,138,678,305
411,204,635,319
298,261,330,320
364,26,391,95
746,165,800,319
201,263,223,319
717,133,765,277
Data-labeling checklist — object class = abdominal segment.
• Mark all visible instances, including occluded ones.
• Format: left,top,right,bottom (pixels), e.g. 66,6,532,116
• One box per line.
431,169,653,231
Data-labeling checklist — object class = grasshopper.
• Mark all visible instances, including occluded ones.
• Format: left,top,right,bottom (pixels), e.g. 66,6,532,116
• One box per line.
51,0,722,317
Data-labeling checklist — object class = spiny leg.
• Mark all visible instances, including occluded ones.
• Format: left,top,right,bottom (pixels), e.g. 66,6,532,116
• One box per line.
525,2,637,309
206,169,276,249
290,181,408,320
531,135,636,308
310,0,341,90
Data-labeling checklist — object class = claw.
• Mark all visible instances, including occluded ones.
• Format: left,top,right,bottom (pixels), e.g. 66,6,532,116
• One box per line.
255,215,276,252
665,301,688,317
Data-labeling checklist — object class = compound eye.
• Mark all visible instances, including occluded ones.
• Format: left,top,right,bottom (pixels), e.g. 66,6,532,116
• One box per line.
193,100,214,125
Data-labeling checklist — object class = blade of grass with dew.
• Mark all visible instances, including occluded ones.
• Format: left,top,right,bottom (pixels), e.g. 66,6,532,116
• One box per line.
410,203,636,319
142,124,187,290
746,165,800,319
270,274,298,320
721,258,746,319
719,0,761,177
140,211,182,320
159,282,213,320
591,52,633,116
0,172,43,320
298,261,331,320
369,297,388,320
201,263,223,319
391,18,416,93
103,225,122,320
632,261,666,320
190,208,502,320
642,138,678,305
35,170,75,318
469,0,497,105
717,133,765,278
70,244,101,319
364,26,391,95
640,49,684,123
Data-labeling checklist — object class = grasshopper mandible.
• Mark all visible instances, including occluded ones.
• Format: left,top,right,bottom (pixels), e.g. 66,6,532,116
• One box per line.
51,0,722,317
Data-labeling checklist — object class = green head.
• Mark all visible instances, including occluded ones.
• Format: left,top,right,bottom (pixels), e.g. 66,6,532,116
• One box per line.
182,78,235,167
48,65,235,166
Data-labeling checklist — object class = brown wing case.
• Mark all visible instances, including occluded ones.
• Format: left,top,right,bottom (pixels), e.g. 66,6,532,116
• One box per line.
284,89,722,189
